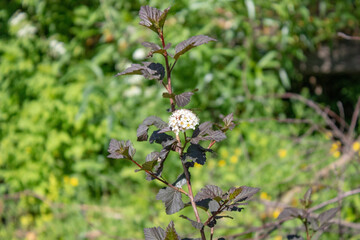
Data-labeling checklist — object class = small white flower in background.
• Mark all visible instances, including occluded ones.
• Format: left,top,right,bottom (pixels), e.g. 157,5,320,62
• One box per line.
9,12,27,26
49,39,66,57
169,109,199,135
17,24,37,37
204,73,213,83
124,85,142,98
132,48,146,60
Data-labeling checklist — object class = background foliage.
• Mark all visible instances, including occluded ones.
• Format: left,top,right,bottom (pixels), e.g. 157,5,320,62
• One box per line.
1,0,359,239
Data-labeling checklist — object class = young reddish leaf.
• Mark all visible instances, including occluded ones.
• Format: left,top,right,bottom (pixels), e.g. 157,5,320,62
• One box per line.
194,185,223,202
175,92,194,108
156,187,184,215
142,41,168,56
179,215,204,230
137,116,168,141
174,35,217,60
139,6,170,33
144,226,165,240
107,139,135,159
223,113,235,130
164,221,180,240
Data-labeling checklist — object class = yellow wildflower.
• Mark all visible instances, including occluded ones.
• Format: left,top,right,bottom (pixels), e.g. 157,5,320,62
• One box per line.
274,236,282,240
69,177,79,187
273,208,282,219
332,151,341,158
278,149,287,158
218,160,226,167
260,192,271,200
230,155,238,164
234,148,242,156
25,232,37,240
352,141,360,152
324,131,332,140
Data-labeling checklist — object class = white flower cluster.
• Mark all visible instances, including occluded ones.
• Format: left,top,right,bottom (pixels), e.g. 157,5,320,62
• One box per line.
49,39,66,57
169,109,199,135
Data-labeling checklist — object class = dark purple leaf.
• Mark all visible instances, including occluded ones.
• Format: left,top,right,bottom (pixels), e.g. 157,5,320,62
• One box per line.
144,226,165,240
139,6,170,33
194,185,223,202
164,221,180,240
116,62,165,81
233,186,260,202
179,215,203,230
150,130,174,144
184,144,212,165
107,139,135,159
142,41,167,56
223,113,235,130
175,92,194,108
156,187,184,215
318,207,339,227
198,130,226,142
137,116,168,141
174,35,217,60
277,207,306,220
208,200,220,212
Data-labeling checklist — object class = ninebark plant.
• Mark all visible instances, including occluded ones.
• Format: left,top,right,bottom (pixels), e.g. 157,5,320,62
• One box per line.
108,6,260,240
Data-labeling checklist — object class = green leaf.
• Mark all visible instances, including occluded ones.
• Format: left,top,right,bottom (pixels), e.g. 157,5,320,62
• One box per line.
174,35,217,60
164,221,180,240
257,51,278,68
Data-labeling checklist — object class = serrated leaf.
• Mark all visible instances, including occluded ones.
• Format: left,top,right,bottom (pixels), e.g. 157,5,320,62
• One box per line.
107,139,135,159
142,41,167,56
164,221,180,240
277,207,306,220
116,62,165,81
144,227,165,240
145,152,165,181
184,144,212,165
174,35,217,60
318,207,339,227
179,215,204,230
137,116,168,141
198,130,226,142
156,187,184,215
223,113,235,130
194,185,223,202
141,159,159,172
192,122,213,138
139,6,170,33
175,92,194,108
233,186,260,202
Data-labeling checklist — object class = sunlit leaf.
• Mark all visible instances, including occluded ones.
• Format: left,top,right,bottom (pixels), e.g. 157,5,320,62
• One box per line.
175,92,193,108
194,185,223,202
139,6,171,33
107,139,135,159
156,187,184,215
174,35,217,60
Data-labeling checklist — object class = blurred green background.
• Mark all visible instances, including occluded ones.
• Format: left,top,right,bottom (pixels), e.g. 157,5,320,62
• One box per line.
1,0,360,239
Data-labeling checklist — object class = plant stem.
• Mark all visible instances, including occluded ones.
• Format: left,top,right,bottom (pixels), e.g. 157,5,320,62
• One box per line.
128,157,188,196
159,29,175,112
303,219,310,240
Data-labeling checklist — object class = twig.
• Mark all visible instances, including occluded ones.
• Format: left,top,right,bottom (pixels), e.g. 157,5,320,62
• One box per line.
337,32,360,41
348,97,360,141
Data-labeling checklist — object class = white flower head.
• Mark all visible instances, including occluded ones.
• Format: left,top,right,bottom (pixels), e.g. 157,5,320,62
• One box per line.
132,48,146,60
49,39,66,57
169,109,199,135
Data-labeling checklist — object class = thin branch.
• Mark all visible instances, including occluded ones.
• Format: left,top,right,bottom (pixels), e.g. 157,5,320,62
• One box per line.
128,157,188,196
348,97,360,140
337,32,360,41
337,101,346,132
309,187,360,212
